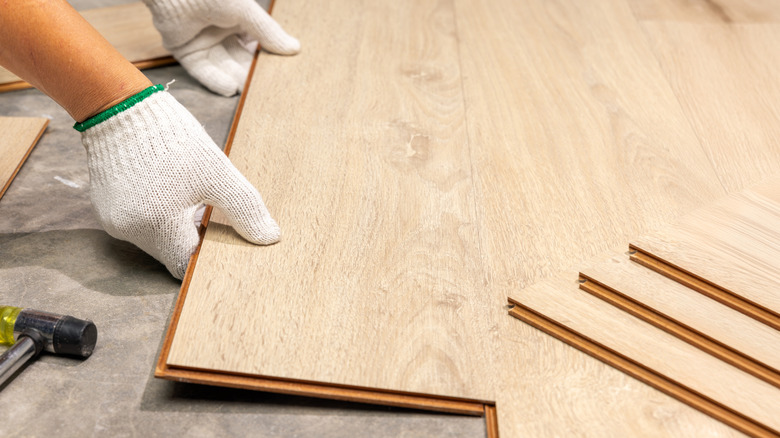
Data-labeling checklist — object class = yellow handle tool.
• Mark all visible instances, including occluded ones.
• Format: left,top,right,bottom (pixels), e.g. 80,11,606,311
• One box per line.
0,306,97,387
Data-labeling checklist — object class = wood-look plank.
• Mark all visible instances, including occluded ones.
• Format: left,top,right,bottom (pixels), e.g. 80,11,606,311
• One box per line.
166,0,497,401
453,0,725,293
636,20,780,191
580,253,780,387
508,271,780,437
632,175,780,321
0,2,172,92
158,0,774,435
454,0,739,434
0,117,49,199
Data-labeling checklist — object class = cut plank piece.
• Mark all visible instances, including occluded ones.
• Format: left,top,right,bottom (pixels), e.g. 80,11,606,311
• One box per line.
0,117,49,199
509,269,780,438
631,174,780,328
158,0,755,436
0,2,172,92
580,252,780,388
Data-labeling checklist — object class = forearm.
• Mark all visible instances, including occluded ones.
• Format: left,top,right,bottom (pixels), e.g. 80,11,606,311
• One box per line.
0,0,152,121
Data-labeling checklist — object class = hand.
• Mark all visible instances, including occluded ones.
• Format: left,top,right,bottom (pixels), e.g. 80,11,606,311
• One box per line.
79,86,280,279
143,0,300,96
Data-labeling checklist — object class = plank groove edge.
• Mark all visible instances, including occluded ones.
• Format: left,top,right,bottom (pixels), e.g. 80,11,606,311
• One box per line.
0,118,48,199
158,363,489,416
506,299,780,438
578,274,780,388
629,246,780,330
485,404,499,438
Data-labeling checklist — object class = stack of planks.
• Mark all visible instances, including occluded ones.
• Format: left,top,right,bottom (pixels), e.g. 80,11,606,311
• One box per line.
510,175,780,437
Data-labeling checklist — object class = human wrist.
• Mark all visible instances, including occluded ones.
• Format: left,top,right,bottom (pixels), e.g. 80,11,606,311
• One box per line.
74,84,165,132
71,72,153,123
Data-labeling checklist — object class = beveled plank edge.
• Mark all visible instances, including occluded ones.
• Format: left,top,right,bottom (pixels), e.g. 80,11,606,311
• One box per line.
157,363,490,416
628,245,780,331
578,273,780,389
0,57,176,94
506,298,780,438
0,118,49,199
485,403,500,438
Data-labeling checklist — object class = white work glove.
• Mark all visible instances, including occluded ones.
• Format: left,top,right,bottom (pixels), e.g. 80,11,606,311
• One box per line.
143,0,300,96
76,85,280,279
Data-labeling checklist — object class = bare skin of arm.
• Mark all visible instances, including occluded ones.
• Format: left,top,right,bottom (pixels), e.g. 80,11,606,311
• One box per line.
0,0,152,122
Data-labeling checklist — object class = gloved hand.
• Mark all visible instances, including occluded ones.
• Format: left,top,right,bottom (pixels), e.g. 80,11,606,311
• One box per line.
143,0,300,96
76,85,280,279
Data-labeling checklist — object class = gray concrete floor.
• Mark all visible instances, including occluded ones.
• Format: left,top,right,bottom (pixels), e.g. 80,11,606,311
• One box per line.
0,3,487,436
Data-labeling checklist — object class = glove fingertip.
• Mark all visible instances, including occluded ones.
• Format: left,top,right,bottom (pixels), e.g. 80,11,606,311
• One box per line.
276,36,301,55
240,215,282,245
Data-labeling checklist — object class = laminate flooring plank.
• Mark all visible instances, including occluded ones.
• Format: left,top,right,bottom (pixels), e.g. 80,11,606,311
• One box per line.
455,0,740,434
453,0,725,293
508,270,780,437
165,0,497,401
0,2,172,91
159,0,764,435
493,294,745,438
627,0,780,23
631,175,780,320
0,117,49,199
580,253,780,386
635,20,780,191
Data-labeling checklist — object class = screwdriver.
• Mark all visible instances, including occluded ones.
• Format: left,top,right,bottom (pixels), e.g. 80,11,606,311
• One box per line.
0,306,97,387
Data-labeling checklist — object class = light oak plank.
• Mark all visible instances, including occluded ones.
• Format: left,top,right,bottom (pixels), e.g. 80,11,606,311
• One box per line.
581,252,780,386
454,0,725,293
494,299,745,438
0,117,49,199
632,175,780,320
167,0,497,400
0,2,172,91
637,21,780,191
508,270,780,437
456,0,739,434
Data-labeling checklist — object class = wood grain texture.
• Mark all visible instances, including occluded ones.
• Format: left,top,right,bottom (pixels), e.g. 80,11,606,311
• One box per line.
630,249,780,331
456,0,741,435
0,2,173,92
580,253,780,388
632,175,780,321
0,117,49,199
157,0,779,435
454,0,725,293
636,20,780,191
508,271,780,437
167,0,496,400
627,0,780,23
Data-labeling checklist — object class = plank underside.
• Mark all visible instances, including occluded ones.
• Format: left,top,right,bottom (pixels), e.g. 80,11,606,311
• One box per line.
0,117,49,199
159,0,780,436
0,2,172,91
